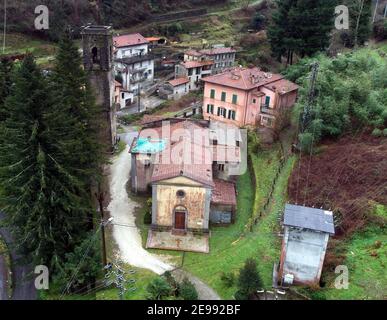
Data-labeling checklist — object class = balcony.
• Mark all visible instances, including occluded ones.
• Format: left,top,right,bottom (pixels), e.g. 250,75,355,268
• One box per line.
115,54,155,66
260,104,276,115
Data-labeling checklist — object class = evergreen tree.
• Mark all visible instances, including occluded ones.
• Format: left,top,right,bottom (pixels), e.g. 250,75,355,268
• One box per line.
0,58,13,122
50,33,104,188
268,0,337,64
235,258,263,300
0,54,91,276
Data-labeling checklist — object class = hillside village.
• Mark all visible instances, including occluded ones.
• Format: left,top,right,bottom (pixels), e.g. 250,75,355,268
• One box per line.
0,0,386,304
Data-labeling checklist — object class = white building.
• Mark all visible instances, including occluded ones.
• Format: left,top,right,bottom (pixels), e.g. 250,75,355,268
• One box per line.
158,77,190,100
277,204,335,286
175,60,213,91
113,33,154,97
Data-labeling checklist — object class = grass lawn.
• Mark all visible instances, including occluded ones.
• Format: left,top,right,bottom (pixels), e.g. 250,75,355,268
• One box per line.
3,33,57,68
96,265,157,300
302,205,386,300
180,146,296,299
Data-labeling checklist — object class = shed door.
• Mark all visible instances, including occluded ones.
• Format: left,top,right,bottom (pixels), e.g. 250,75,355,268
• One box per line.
174,211,186,230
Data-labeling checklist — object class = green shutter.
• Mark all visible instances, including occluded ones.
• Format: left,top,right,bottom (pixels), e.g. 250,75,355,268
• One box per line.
221,92,226,102
232,94,237,104
210,89,215,99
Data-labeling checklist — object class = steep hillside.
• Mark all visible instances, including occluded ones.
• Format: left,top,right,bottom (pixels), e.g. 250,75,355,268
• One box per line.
1,0,229,40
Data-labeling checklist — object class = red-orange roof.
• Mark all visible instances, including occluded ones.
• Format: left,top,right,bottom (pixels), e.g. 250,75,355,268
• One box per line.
181,60,214,69
264,78,299,94
113,33,149,48
146,37,161,42
202,67,284,91
168,77,190,87
211,179,237,205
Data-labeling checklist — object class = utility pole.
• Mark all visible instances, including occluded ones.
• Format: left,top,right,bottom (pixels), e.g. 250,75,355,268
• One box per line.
301,62,319,133
96,186,108,268
137,83,141,113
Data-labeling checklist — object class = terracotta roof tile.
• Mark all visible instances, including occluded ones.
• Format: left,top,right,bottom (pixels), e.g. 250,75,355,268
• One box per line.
263,78,299,94
168,77,190,87
211,179,236,205
202,67,285,90
181,60,214,69
113,33,149,48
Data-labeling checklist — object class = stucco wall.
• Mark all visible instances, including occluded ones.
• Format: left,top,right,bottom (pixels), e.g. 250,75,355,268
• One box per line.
280,227,329,285
153,177,211,230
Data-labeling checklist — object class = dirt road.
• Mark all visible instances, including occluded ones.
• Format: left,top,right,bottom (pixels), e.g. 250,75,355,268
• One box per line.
107,129,172,275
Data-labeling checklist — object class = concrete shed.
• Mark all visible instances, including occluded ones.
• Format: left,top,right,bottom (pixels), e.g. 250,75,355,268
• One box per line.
278,204,335,286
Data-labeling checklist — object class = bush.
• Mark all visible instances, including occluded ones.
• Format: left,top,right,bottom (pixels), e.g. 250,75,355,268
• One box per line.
220,272,235,288
143,211,152,225
146,277,173,300
234,258,263,300
371,128,382,137
383,129,387,137
179,278,198,300
248,130,261,153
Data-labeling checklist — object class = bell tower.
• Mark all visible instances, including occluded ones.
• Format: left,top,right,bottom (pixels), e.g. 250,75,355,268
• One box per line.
81,24,116,151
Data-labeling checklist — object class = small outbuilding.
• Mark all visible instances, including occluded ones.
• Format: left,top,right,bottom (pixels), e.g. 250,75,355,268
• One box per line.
277,204,335,286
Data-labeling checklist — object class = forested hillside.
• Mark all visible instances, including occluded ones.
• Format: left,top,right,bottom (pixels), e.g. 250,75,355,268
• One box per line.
2,0,228,40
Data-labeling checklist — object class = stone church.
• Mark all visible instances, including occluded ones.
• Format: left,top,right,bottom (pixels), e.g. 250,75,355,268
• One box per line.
80,24,117,151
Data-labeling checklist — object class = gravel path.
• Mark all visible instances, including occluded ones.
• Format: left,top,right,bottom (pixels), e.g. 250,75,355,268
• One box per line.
107,129,172,275
108,126,221,299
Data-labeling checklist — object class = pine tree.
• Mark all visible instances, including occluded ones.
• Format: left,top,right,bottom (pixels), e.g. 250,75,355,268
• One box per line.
235,258,263,300
268,0,337,64
50,33,104,188
0,58,13,122
0,54,91,274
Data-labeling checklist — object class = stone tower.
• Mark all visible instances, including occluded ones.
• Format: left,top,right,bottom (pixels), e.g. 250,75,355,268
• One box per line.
80,24,117,151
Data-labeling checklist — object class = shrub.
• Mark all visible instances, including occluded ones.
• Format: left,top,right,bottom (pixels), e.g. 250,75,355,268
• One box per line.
220,272,235,288
371,128,382,137
248,130,261,153
383,129,387,137
146,277,173,300
143,211,152,225
179,278,198,300
234,258,263,300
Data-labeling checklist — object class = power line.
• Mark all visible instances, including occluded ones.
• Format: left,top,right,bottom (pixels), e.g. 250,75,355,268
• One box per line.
60,224,102,299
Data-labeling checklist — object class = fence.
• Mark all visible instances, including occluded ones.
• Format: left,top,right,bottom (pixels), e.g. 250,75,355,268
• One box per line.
246,139,289,233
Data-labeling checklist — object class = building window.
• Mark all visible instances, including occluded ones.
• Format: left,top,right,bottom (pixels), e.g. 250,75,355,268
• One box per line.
232,94,238,104
176,190,186,198
217,107,226,117
218,164,225,171
265,96,271,106
221,92,226,102
228,110,236,120
236,140,240,147
253,98,256,104
210,89,215,99
207,104,214,114
212,139,218,145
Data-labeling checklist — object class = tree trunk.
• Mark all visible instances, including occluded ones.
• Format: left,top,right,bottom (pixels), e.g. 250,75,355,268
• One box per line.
354,0,365,48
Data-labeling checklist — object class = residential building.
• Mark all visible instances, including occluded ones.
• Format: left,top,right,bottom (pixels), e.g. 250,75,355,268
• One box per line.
80,25,117,151
175,60,213,91
277,204,335,286
202,67,299,128
158,77,190,100
113,33,154,96
184,47,237,74
129,118,242,252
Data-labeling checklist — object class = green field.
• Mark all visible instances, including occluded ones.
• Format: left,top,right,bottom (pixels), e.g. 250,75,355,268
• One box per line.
180,146,296,299
302,205,387,300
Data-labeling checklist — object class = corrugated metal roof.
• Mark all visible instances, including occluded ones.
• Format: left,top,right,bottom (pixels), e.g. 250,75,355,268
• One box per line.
283,204,335,234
